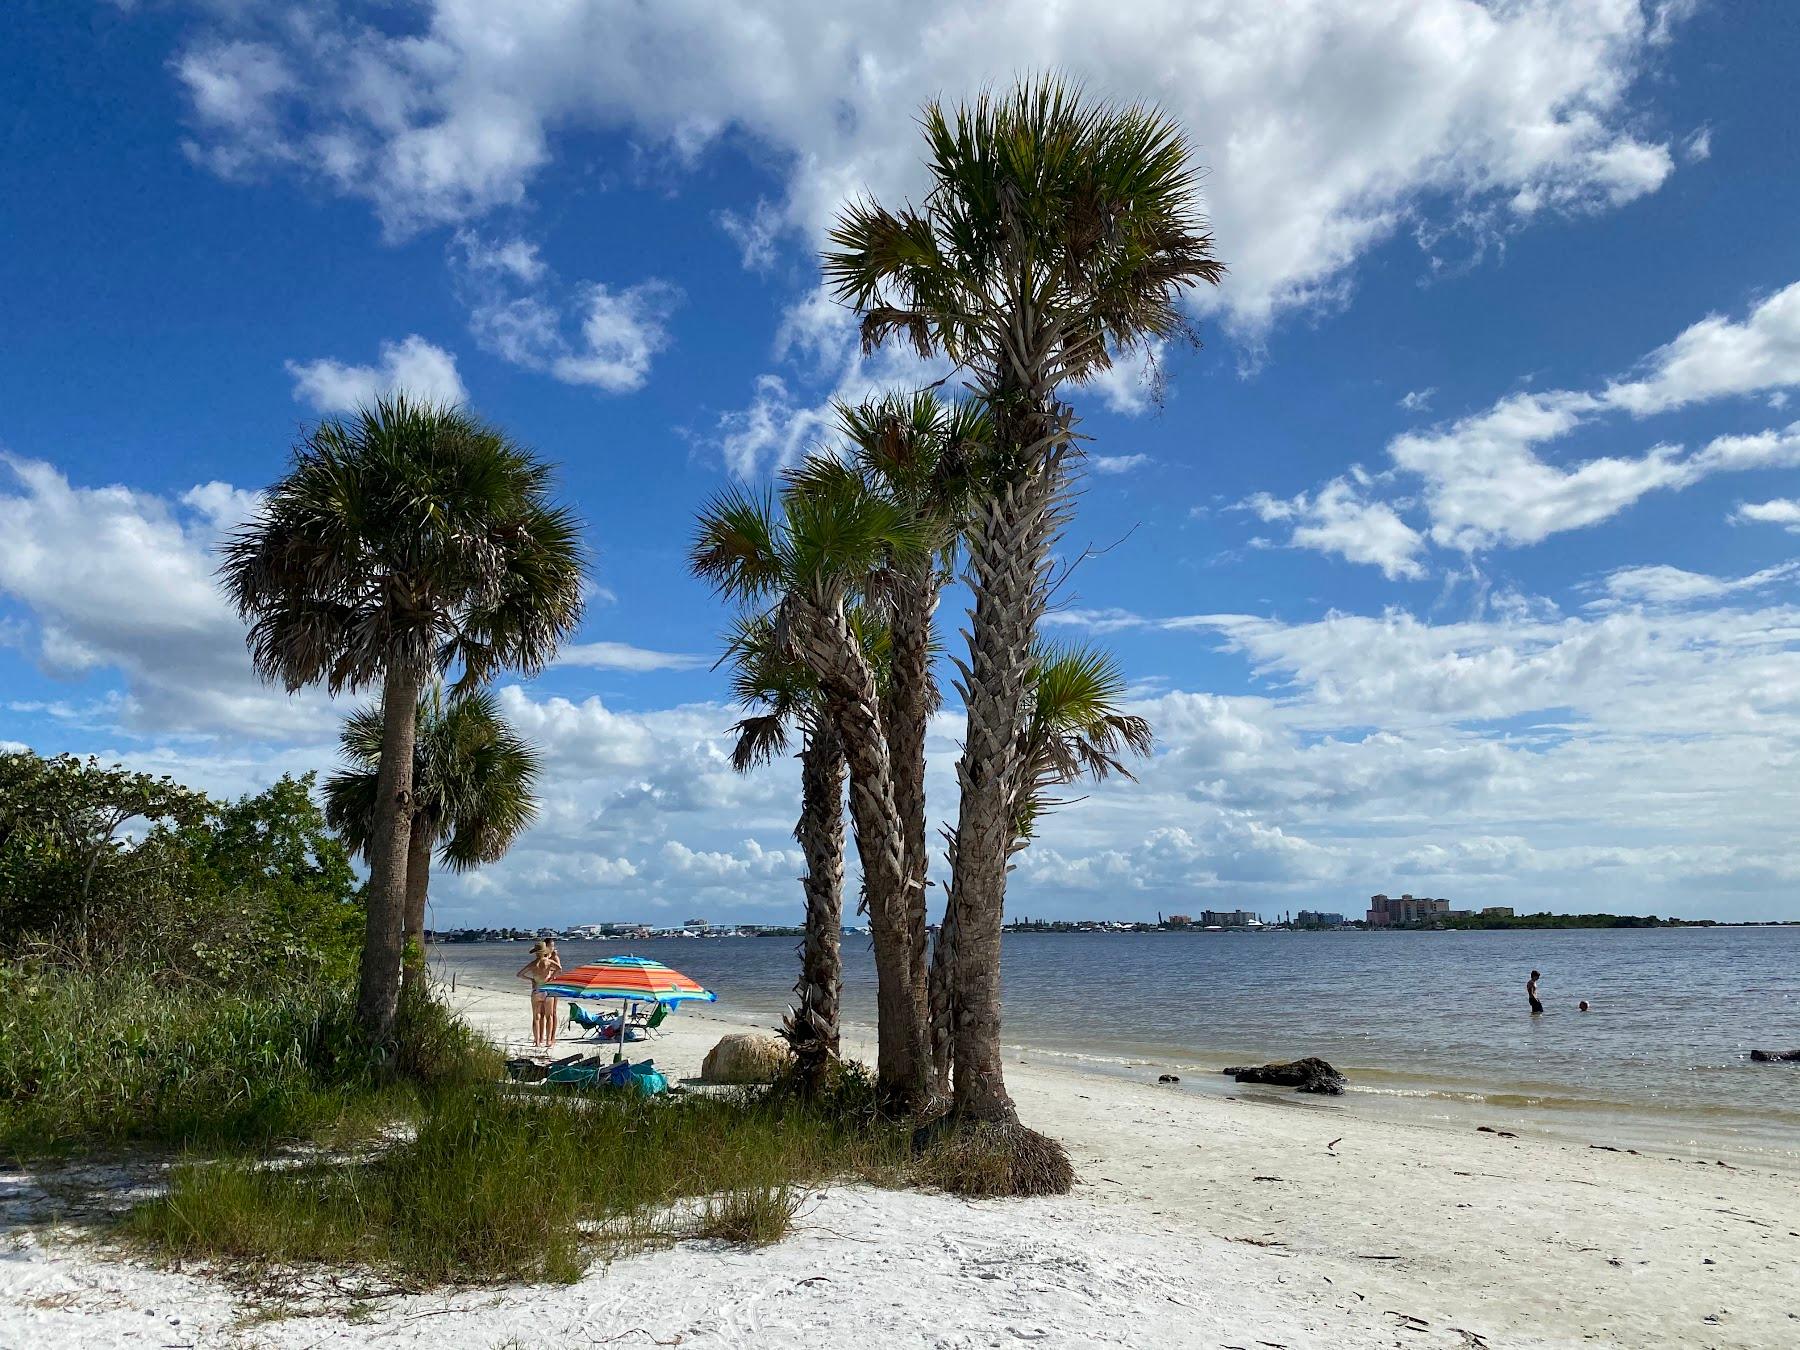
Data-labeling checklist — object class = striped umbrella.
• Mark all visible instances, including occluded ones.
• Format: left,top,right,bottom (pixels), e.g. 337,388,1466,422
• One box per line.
540,955,716,1062
542,955,717,1004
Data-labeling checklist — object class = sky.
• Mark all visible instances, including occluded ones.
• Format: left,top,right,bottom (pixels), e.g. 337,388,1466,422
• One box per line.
3,1,1799,927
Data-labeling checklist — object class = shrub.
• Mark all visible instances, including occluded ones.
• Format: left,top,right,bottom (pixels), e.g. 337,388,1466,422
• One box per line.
690,1184,802,1246
0,967,494,1158
128,1085,908,1284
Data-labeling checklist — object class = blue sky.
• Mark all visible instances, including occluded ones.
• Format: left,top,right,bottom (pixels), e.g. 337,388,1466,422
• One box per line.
4,1,1799,925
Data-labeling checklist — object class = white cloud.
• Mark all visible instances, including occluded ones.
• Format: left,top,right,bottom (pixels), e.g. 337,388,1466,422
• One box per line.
1399,388,1435,412
551,282,681,393
286,335,468,412
1082,343,1165,416
553,642,708,673
172,1,1688,333
1245,478,1427,579
174,39,296,178
1592,562,1800,607
1732,499,1800,533
452,232,680,394
1602,281,1800,415
1090,454,1151,476
712,295,950,478
717,199,784,272
1247,283,1800,561
0,456,336,740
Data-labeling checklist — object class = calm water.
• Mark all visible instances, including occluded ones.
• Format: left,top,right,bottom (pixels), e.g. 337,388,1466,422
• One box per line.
435,926,1800,1164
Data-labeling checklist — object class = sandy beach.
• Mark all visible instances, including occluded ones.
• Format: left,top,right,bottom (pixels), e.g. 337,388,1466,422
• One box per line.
3,974,1795,1349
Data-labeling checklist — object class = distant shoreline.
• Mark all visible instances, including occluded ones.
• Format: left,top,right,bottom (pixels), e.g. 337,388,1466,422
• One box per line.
430,917,1797,944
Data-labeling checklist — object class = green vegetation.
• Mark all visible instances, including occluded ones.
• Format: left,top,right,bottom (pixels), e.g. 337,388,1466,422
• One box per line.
0,967,495,1158
128,1086,906,1284
0,754,361,981
0,748,494,1158
1439,911,1715,930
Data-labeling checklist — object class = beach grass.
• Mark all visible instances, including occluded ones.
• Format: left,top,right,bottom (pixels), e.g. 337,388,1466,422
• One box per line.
0,966,498,1159
126,1082,909,1284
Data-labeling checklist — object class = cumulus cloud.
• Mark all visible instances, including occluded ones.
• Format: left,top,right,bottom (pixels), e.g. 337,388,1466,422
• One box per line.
712,294,951,477
171,1,1687,333
1244,478,1428,579
16,464,1800,921
1082,343,1166,416
1732,498,1800,533
1251,283,1800,565
0,456,335,739
286,335,468,412
1602,281,1800,415
452,232,680,394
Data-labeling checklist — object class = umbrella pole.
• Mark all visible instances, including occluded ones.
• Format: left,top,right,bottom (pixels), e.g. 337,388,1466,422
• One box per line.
615,997,626,1066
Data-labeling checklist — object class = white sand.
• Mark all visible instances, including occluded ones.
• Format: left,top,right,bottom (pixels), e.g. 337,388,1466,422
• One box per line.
5,977,1796,1349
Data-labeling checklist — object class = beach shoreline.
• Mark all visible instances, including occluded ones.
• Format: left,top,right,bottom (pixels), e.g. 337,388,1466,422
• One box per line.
4,975,1796,1348
446,974,1800,1348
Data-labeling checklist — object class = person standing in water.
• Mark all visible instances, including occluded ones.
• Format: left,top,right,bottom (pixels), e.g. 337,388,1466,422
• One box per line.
1526,969,1544,1015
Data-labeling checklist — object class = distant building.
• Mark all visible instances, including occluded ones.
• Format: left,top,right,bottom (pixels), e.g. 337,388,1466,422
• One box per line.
1366,894,1467,926
1482,906,1515,918
1296,910,1346,928
683,918,710,931
1166,913,1194,928
1199,909,1260,928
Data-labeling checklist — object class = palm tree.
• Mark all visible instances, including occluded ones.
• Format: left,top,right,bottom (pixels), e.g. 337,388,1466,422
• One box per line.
691,469,935,1109
324,685,542,989
722,614,846,1088
825,78,1223,1121
793,393,988,1034
929,643,1153,1090
220,397,584,1041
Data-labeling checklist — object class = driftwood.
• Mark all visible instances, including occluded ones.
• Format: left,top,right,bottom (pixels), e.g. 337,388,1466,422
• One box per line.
1749,1048,1800,1063
1221,1057,1347,1095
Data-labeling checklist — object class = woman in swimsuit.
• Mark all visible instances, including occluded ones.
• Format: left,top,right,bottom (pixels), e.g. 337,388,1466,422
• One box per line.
516,941,563,1048
542,938,562,1046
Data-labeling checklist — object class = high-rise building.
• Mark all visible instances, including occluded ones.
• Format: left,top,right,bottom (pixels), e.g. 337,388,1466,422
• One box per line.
1366,894,1468,926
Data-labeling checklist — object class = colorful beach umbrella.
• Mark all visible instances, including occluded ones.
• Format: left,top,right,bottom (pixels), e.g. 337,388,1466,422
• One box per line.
540,955,716,1064
539,955,717,1005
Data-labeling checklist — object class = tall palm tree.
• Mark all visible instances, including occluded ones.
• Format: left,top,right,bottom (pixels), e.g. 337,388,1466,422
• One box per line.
691,469,935,1109
324,685,542,989
794,393,988,1033
929,643,1153,1090
220,397,584,1041
825,78,1223,1121
722,614,847,1088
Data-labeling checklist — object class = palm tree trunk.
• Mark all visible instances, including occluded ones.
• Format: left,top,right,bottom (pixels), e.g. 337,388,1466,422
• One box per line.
400,819,432,991
356,659,422,1041
795,602,930,1111
949,441,1070,1122
785,720,846,1087
927,825,960,1094
883,567,938,1042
